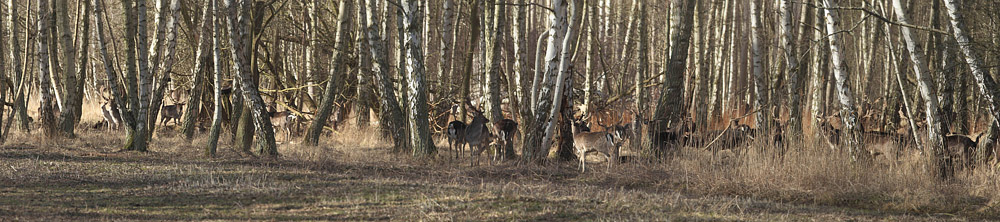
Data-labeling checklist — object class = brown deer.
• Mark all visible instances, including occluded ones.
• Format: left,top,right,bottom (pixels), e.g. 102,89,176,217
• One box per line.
492,118,518,162
101,102,123,131
465,103,495,166
160,103,185,126
270,110,299,141
571,120,624,173
447,120,467,159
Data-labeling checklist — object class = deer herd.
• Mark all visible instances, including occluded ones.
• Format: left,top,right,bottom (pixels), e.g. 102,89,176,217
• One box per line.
89,85,999,172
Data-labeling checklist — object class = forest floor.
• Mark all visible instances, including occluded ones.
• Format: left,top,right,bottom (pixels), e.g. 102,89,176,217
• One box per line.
0,126,997,221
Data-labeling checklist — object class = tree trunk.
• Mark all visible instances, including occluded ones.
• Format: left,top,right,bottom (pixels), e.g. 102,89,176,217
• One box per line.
460,0,482,123
483,0,505,122
362,0,409,152
206,0,222,157
305,0,353,146
4,0,28,141
750,0,768,132
650,0,695,154
122,0,154,151
440,0,455,95
891,0,950,178
943,0,1000,151
541,0,581,155
822,0,862,158
522,0,567,162
56,0,78,136
37,0,59,138
781,0,803,133
146,0,181,140
402,0,435,156
633,0,647,153
225,0,278,157
182,1,215,140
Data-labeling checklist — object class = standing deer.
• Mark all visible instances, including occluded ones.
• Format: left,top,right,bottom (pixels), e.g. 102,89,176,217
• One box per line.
160,103,185,126
493,118,518,162
572,121,624,173
101,102,122,131
465,104,494,166
447,120,467,159
270,111,299,142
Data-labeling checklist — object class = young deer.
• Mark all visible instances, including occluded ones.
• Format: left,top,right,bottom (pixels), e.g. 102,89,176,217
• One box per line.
160,103,185,126
270,111,299,141
492,119,518,162
101,102,122,131
572,121,624,173
447,120,467,159
465,106,494,166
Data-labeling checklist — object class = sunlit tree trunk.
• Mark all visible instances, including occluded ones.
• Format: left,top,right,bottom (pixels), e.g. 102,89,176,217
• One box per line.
483,0,505,122
362,0,409,152
146,0,181,139
36,0,59,138
633,0,647,153
439,0,455,94
306,0,353,146
402,0,435,156
822,0,862,158
225,0,278,157
780,0,802,133
56,0,79,136
182,1,215,140
891,0,950,178
750,0,768,131
522,0,567,162
122,0,154,151
4,0,30,139
810,0,826,139
206,0,222,157
943,0,1000,151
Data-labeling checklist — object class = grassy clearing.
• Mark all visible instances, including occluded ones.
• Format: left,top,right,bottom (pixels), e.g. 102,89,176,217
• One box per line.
0,125,996,221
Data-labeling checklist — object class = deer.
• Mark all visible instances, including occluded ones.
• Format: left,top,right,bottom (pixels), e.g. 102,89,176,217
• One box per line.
101,101,123,131
270,110,299,142
160,103,185,126
571,119,624,173
493,118,518,162
447,120,467,159
465,103,495,166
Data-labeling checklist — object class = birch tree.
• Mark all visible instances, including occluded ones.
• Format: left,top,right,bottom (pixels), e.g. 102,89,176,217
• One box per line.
822,0,862,158
225,0,278,157
362,0,409,152
206,0,222,157
37,0,58,137
306,0,353,146
650,0,695,154
522,0,568,161
943,0,1000,151
56,0,80,135
5,0,30,139
750,0,768,131
182,1,215,140
402,0,435,156
146,0,181,138
891,0,950,178
780,0,803,133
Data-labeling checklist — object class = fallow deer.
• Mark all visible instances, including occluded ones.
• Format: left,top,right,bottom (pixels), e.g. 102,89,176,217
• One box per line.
270,110,299,141
571,121,624,173
160,103,185,126
466,111,493,166
447,120,467,159
492,119,518,162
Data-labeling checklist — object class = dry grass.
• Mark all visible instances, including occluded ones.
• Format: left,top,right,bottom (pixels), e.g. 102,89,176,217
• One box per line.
0,103,997,220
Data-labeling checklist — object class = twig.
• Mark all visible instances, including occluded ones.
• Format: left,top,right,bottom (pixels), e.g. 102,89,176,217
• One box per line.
494,2,555,14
